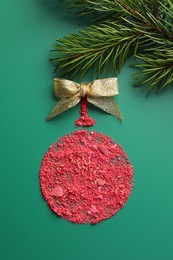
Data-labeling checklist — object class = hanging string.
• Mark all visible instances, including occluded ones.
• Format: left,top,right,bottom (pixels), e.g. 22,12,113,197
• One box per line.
75,97,96,127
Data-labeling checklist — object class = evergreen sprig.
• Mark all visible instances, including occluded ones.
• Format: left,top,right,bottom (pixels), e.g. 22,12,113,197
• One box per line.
51,0,173,93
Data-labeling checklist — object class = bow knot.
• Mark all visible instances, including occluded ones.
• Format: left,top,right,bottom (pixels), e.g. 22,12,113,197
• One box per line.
80,82,90,97
46,78,123,122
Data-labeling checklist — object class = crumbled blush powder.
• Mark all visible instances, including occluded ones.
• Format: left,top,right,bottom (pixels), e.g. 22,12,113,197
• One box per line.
75,98,96,127
40,130,134,224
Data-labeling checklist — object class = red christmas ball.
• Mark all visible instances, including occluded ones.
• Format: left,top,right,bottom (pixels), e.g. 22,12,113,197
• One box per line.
40,130,134,224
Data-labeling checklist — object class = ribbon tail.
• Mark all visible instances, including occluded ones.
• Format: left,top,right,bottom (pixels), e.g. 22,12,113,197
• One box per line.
46,96,80,121
88,97,123,122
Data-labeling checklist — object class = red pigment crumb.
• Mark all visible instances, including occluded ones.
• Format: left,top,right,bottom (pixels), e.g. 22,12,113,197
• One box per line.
40,130,134,224
75,98,96,127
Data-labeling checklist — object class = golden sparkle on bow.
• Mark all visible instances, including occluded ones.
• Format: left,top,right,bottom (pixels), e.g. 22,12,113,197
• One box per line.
46,78,123,122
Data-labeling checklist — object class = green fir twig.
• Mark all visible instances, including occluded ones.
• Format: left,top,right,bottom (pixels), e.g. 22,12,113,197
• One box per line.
51,0,173,93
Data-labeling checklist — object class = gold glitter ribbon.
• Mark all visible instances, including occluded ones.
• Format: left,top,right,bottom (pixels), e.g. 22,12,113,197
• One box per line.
46,78,123,121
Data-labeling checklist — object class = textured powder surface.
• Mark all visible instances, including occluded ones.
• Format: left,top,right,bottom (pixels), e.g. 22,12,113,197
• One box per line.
40,130,134,224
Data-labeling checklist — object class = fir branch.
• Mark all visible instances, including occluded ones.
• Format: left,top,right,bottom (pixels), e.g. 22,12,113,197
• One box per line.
116,0,173,40
133,37,173,93
52,0,173,93
51,22,141,78
67,0,120,16
66,0,125,23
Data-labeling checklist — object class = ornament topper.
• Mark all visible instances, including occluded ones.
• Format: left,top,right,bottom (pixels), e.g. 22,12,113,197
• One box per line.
46,78,123,123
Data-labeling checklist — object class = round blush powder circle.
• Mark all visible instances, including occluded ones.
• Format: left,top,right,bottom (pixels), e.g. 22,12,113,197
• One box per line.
40,130,134,224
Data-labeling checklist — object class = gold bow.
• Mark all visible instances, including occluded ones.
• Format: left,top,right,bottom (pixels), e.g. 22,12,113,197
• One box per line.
46,78,123,121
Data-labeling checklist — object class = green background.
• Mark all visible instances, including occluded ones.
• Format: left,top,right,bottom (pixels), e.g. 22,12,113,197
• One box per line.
0,1,173,259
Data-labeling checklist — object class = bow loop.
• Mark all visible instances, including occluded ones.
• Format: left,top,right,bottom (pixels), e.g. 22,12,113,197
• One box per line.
54,78,80,97
89,78,119,97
